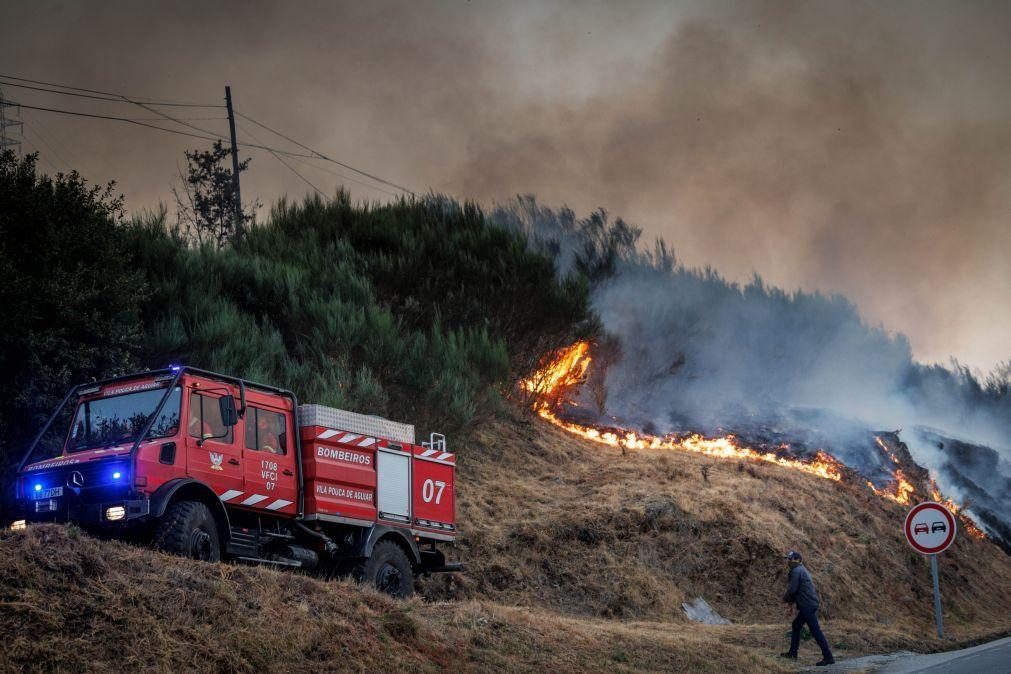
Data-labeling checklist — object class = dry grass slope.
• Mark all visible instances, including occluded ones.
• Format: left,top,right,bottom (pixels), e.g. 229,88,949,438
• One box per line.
423,406,1011,651
0,526,786,673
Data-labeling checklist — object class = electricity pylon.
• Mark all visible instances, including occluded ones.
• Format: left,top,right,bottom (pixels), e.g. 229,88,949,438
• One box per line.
0,87,24,155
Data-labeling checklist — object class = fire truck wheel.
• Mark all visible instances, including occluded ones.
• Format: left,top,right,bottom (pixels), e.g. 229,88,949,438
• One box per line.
153,501,221,563
356,540,415,598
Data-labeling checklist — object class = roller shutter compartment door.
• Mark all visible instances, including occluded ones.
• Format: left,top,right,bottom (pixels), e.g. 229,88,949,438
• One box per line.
376,450,411,523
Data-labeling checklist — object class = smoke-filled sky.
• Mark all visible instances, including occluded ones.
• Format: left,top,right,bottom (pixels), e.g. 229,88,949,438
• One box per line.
2,1,1008,370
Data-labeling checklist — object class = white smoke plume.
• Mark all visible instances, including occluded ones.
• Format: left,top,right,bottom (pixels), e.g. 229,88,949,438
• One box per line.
492,197,1011,546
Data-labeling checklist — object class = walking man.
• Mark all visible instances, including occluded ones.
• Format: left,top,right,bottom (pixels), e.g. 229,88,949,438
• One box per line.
780,550,835,666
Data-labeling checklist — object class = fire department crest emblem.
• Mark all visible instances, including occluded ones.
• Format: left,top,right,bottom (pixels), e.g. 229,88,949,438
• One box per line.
209,452,224,470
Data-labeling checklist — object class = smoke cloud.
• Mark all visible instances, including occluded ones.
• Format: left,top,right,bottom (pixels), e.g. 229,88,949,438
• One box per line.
494,196,1011,544
0,1,1008,370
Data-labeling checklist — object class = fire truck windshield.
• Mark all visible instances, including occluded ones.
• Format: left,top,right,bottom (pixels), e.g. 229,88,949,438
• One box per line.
68,386,182,452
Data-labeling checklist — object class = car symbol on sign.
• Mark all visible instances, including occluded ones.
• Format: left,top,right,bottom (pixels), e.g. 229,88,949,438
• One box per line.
914,523,929,535
931,521,946,533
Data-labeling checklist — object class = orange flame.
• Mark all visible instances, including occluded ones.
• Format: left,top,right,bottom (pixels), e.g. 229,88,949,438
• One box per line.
520,341,592,400
875,436,902,465
928,481,987,540
868,438,982,536
867,469,916,505
929,484,959,514
521,341,991,535
537,407,844,479
861,478,985,539
522,341,842,481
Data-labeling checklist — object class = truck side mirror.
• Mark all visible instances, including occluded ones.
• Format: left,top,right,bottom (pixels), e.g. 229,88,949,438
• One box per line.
219,395,239,427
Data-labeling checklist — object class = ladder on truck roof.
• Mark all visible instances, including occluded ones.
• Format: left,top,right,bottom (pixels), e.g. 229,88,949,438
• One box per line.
422,433,446,452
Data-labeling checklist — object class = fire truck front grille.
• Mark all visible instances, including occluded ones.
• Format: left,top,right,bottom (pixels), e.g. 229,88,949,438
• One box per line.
26,459,132,503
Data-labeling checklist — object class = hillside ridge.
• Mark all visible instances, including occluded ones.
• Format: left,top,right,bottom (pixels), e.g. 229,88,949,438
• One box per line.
424,405,1011,631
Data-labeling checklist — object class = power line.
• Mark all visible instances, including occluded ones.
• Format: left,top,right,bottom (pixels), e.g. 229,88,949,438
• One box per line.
24,112,89,171
0,79,227,124
0,73,224,108
235,111,415,196
0,75,234,148
270,150,325,197
284,151,398,198
237,115,399,198
124,97,231,143
0,79,130,103
2,100,227,143
237,120,324,197
4,99,409,191
0,77,230,141
2,99,323,160
22,138,61,174
1,74,417,200
124,116,227,122
0,83,226,120
22,119,73,171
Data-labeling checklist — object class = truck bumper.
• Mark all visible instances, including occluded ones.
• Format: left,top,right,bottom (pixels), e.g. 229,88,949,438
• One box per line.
13,498,151,526
70,499,151,524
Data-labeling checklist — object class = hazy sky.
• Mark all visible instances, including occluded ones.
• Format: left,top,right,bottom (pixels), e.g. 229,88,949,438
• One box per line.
2,1,1008,371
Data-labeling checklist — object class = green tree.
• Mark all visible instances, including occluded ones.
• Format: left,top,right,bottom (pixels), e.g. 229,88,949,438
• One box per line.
174,140,255,247
0,151,144,479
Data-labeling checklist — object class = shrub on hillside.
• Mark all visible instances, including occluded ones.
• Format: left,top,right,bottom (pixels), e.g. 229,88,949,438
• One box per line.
124,191,590,432
0,152,144,477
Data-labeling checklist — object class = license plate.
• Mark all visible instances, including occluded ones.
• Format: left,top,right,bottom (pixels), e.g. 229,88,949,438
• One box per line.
35,499,59,513
32,486,63,500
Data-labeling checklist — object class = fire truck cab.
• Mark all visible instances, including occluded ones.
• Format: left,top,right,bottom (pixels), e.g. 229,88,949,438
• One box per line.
9,367,459,597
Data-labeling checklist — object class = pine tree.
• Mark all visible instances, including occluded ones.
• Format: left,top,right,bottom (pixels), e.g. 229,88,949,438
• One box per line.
174,140,255,247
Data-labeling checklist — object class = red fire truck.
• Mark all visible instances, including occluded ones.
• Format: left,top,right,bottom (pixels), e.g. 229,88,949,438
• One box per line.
8,366,459,597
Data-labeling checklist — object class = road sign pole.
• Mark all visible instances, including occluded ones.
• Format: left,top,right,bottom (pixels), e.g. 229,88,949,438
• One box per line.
930,553,943,639
905,503,955,640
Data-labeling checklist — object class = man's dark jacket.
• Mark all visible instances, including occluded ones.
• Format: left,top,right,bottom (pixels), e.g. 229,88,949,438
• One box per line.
783,563,820,611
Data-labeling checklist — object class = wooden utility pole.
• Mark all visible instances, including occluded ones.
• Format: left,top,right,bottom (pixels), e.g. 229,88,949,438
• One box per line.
224,86,243,238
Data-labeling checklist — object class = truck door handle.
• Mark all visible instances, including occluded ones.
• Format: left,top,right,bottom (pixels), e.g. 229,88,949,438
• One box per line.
283,469,293,476
228,458,240,466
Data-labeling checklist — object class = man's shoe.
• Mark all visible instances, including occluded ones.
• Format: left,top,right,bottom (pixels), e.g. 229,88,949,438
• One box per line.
779,652,797,659
815,657,835,666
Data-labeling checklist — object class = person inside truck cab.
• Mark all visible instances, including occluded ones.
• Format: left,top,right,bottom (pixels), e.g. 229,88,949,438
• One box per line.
188,409,213,439
257,415,281,453
246,407,286,454
188,392,228,440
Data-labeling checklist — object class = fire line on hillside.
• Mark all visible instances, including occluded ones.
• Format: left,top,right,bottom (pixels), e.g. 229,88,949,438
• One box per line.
520,340,986,540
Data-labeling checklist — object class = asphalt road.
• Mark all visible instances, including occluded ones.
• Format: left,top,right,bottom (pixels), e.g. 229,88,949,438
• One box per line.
807,636,1011,673
878,637,1011,674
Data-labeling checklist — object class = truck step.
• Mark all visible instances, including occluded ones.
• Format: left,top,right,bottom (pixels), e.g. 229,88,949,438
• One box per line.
234,556,302,568
226,529,259,558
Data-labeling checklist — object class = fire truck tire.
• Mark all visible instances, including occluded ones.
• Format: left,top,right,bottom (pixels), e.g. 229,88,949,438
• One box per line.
153,500,221,563
355,540,415,598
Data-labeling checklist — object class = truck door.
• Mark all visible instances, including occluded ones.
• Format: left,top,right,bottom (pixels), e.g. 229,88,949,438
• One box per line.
185,389,243,498
239,404,298,515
